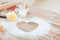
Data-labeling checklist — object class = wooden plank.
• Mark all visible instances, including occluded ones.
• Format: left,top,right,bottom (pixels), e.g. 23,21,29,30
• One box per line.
29,6,60,26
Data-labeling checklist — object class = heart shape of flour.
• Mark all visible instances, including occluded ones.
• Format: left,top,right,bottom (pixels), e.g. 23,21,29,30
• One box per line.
16,22,38,32
1,17,51,37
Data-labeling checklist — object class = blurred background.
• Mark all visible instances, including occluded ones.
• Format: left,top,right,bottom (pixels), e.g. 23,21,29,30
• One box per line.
1,0,60,13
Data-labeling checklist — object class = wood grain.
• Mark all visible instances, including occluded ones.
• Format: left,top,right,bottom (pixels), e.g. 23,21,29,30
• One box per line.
29,6,60,26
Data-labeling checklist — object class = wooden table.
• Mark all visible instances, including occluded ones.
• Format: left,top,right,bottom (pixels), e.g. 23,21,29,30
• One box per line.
0,6,60,40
